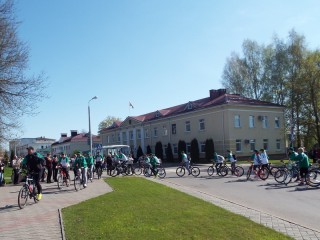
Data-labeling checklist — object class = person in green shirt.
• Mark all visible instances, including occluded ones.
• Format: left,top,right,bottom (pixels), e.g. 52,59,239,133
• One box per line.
150,154,160,178
86,153,94,181
74,152,88,187
58,152,70,180
295,147,310,186
287,147,300,182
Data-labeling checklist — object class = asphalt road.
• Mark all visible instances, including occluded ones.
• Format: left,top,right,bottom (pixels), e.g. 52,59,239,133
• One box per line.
161,164,320,232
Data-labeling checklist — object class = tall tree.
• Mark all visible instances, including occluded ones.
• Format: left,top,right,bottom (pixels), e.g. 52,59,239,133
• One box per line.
146,145,152,154
166,143,174,162
0,1,46,143
205,139,214,162
98,116,122,132
177,140,186,162
136,145,143,160
155,141,164,160
190,138,200,163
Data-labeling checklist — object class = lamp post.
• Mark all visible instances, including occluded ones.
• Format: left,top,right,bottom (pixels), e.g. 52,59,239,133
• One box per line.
88,96,98,156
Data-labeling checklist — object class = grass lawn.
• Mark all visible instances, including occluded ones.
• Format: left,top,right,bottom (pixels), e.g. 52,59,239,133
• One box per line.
62,178,292,240
3,166,12,184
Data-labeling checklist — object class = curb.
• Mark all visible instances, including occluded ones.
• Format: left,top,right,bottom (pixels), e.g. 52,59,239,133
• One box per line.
58,209,66,240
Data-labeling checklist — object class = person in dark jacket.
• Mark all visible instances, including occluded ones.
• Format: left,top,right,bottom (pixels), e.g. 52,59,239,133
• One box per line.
45,153,53,183
22,147,44,200
52,155,58,182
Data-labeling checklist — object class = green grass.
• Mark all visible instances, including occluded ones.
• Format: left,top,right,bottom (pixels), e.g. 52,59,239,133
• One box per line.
62,178,292,240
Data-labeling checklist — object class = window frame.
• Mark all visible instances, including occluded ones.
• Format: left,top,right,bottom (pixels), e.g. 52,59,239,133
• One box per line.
199,119,205,131
234,115,241,128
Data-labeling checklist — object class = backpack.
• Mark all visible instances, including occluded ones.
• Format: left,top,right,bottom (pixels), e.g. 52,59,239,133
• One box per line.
232,154,237,161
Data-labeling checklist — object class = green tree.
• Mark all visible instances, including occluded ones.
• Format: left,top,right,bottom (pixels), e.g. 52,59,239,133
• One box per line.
155,141,164,160
136,145,143,160
166,143,174,162
146,145,152,154
190,138,200,163
177,140,186,162
205,139,214,162
98,116,122,132
0,1,46,143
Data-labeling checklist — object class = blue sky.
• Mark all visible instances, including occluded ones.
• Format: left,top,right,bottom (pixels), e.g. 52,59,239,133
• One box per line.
13,0,320,141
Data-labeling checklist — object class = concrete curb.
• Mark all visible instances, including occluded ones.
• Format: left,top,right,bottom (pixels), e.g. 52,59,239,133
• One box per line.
58,208,66,240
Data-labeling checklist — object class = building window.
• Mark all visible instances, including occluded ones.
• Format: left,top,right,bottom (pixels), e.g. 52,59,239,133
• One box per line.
250,139,255,151
185,121,191,132
236,139,242,152
275,117,280,128
107,135,110,144
234,115,241,128
199,119,205,131
112,134,115,143
262,116,268,128
186,143,191,154
153,128,158,138
137,129,141,139
145,129,150,138
117,133,120,142
163,126,168,136
200,142,205,153
129,131,134,141
172,124,176,134
263,139,268,150
276,139,281,150
173,144,178,154
249,115,255,128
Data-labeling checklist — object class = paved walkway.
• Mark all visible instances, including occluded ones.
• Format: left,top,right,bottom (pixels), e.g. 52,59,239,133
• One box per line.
0,178,112,240
149,177,320,240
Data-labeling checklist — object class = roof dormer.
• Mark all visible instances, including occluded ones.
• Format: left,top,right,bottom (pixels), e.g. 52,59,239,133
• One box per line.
185,101,194,111
155,110,162,118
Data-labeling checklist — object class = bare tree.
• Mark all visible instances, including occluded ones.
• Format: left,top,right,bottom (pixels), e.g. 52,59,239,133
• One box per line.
0,1,46,143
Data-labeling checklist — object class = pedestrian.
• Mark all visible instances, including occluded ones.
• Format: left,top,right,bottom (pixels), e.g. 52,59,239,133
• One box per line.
12,155,21,184
106,153,113,176
74,152,88,188
45,153,53,183
52,155,58,182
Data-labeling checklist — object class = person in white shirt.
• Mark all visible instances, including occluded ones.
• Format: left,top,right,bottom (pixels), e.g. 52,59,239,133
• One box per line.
259,148,269,172
181,151,191,175
226,150,236,173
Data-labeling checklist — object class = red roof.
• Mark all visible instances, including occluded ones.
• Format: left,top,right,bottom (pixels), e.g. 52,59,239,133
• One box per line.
100,90,283,132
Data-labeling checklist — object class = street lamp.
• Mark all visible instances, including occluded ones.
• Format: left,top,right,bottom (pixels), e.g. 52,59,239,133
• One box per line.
88,96,98,156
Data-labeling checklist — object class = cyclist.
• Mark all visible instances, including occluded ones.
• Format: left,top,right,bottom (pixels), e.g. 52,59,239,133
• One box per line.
58,153,70,182
86,153,94,180
21,147,44,200
288,147,300,182
294,147,310,186
74,152,88,188
214,152,224,173
226,150,236,173
150,154,160,178
181,151,191,175
94,151,104,177
250,150,261,178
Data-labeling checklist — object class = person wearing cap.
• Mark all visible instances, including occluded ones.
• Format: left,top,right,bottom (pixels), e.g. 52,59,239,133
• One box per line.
74,152,88,187
58,153,70,181
45,153,53,183
22,147,45,200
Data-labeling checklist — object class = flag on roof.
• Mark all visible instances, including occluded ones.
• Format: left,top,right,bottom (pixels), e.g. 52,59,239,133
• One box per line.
129,102,134,109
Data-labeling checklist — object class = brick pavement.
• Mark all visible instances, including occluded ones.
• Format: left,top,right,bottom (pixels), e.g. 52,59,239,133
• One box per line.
149,178,320,240
0,177,112,240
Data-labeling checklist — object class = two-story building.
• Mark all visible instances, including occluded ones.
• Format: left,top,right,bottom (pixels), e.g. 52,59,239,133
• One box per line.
99,89,285,158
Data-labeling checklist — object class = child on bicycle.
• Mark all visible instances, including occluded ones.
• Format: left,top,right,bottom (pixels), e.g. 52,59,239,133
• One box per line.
214,152,225,173
181,151,191,175
86,153,94,180
226,150,236,173
58,153,70,181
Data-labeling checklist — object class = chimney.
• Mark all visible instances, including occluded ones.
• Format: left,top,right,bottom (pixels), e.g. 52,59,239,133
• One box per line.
209,89,226,100
70,130,78,137
61,133,67,138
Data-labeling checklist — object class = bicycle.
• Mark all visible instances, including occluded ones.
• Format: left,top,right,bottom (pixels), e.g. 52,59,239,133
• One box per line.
74,167,85,191
221,162,244,177
57,167,70,189
87,165,94,182
207,162,228,176
96,164,103,179
176,162,200,177
18,171,39,209
306,167,320,187
143,164,166,178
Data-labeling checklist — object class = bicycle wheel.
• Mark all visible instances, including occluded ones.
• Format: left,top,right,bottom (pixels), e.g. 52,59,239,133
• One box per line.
306,169,320,187
18,185,29,209
110,168,118,177
176,167,185,177
246,167,252,180
207,166,215,176
219,166,228,177
234,166,244,177
134,167,142,175
191,167,200,177
274,169,287,183
74,176,81,191
144,168,151,177
57,175,63,189
158,168,166,178
97,168,102,179
283,170,293,185
258,168,269,181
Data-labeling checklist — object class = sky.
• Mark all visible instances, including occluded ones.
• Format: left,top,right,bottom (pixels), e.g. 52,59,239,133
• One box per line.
11,0,320,142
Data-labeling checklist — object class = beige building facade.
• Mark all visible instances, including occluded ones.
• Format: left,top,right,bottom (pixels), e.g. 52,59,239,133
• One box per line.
100,89,285,158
